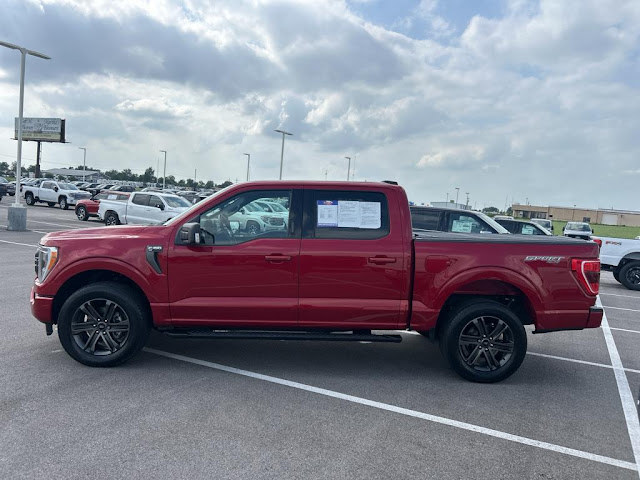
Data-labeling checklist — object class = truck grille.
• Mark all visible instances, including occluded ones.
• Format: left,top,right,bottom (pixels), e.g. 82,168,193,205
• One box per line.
269,217,284,225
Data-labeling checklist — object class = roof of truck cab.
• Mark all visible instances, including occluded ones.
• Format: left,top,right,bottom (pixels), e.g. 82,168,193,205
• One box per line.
237,180,404,190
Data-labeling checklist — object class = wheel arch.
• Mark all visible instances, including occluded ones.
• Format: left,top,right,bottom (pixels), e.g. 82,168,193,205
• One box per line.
426,269,542,339
51,269,152,326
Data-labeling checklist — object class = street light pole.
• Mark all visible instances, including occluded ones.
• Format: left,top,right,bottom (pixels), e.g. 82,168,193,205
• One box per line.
160,150,167,190
78,147,86,181
274,129,292,180
455,187,460,206
344,156,351,181
0,40,50,231
243,153,250,181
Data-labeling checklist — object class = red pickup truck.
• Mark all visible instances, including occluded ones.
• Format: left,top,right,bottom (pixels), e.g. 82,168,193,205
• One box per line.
31,181,603,382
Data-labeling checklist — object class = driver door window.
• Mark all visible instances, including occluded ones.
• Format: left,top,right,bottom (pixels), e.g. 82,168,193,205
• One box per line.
197,190,293,245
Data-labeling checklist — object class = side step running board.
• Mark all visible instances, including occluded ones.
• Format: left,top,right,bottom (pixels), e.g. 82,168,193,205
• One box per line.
163,329,403,343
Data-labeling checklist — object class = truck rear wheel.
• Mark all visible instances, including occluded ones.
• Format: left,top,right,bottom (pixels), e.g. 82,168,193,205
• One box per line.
439,300,527,383
57,282,150,367
105,211,120,226
619,261,640,291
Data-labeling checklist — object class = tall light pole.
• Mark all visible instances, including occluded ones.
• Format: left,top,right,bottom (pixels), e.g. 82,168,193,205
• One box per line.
78,147,87,181
455,187,460,206
465,192,469,209
243,153,250,181
274,129,292,180
159,150,167,190
345,156,351,181
1,40,50,231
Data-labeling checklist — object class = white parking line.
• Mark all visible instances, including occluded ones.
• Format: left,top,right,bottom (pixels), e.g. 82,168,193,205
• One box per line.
611,327,640,335
0,239,37,247
527,351,640,374
27,220,84,229
600,293,640,300
144,347,637,472
598,297,640,477
0,224,49,234
604,306,640,314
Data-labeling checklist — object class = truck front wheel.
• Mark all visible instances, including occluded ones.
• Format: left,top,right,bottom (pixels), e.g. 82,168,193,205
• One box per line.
59,197,68,210
57,282,150,367
619,261,640,291
439,300,527,383
25,192,35,205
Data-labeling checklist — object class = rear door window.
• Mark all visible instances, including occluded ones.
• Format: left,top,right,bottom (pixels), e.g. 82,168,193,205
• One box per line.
132,194,150,206
304,190,390,240
411,209,442,231
447,212,494,234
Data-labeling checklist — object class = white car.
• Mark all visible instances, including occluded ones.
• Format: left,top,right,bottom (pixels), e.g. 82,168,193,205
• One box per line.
228,201,286,235
562,221,593,240
593,235,640,291
98,191,191,225
23,180,91,210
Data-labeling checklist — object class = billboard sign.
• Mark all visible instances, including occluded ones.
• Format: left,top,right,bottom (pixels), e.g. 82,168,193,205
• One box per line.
14,117,65,142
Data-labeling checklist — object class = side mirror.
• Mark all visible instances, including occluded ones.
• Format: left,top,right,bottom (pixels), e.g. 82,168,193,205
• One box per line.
54,186,59,192
155,203,165,210
240,208,245,214
179,222,202,245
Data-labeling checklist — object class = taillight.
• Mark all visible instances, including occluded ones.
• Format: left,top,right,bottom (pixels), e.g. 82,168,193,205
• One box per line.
571,258,600,295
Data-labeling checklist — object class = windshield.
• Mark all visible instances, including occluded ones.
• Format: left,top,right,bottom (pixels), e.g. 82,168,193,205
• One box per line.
164,185,234,226
164,196,191,208
477,211,510,234
566,222,591,231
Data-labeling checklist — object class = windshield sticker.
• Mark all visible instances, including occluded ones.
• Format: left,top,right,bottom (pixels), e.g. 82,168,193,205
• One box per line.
452,220,472,233
317,200,338,227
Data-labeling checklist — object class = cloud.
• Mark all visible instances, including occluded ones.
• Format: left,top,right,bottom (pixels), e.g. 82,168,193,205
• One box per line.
0,0,638,210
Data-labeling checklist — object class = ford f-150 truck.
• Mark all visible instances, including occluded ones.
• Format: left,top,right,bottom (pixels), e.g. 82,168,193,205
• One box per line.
31,181,603,382
98,191,191,226
24,180,92,209
593,235,640,290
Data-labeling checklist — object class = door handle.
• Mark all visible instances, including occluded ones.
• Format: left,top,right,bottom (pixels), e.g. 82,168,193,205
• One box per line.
368,256,397,265
265,254,292,263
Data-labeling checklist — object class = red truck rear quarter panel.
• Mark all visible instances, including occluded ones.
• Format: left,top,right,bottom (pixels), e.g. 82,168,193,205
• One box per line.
411,238,600,332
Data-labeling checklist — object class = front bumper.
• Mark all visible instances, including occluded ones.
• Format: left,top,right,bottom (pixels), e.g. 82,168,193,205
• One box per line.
30,285,54,324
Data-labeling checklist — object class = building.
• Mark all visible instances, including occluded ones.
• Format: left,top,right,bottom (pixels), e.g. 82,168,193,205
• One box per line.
43,168,102,181
512,204,640,227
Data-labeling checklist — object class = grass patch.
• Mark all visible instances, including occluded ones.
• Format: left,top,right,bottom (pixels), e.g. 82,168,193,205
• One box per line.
551,221,640,239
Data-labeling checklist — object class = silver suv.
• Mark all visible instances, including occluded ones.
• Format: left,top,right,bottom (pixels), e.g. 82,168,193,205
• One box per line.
530,218,553,234
563,221,593,240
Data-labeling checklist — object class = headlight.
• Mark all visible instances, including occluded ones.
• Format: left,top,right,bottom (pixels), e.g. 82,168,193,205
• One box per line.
261,215,271,222
35,246,59,283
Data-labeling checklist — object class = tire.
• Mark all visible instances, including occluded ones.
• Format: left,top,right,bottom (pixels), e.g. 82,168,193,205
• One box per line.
57,282,150,367
439,300,527,383
47,202,55,207
76,205,88,221
105,211,120,226
612,267,621,284
59,197,68,210
246,221,260,235
619,261,640,291
25,192,35,205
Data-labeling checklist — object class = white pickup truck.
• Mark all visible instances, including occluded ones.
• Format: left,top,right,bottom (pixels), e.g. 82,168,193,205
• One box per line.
24,180,91,210
98,191,191,225
593,236,640,290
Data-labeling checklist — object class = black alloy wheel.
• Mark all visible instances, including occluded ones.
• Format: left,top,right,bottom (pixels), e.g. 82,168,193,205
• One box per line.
57,282,150,367
76,205,88,221
440,300,527,383
620,261,640,291
105,212,120,226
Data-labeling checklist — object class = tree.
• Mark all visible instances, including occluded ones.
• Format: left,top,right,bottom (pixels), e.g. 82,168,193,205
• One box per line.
482,206,499,214
506,207,513,216
0,161,9,175
142,167,154,183
218,180,233,188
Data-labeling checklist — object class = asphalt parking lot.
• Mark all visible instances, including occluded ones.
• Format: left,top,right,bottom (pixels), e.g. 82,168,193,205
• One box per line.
1,197,639,479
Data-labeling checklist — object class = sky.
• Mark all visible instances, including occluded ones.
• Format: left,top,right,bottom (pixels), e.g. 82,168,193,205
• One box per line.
0,0,639,210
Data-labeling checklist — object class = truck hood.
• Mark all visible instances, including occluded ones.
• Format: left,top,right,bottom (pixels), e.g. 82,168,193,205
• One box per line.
41,224,168,244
